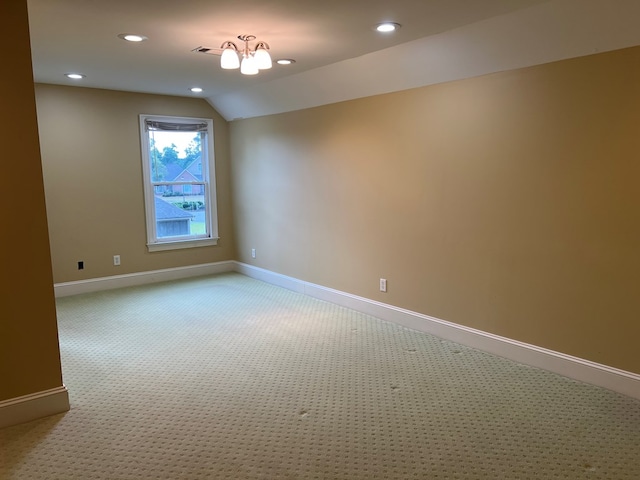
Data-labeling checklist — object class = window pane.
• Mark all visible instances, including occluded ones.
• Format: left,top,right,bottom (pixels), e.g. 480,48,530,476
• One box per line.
154,186,207,238
148,131,202,183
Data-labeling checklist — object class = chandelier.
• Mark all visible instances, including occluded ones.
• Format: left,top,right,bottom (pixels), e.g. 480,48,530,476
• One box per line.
220,34,272,75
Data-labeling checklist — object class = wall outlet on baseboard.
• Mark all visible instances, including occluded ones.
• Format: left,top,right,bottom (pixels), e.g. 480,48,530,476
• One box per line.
113,255,121,266
380,278,387,292
251,248,256,259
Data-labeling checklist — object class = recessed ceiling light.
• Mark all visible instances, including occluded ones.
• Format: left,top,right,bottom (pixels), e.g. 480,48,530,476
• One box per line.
190,87,203,93
65,73,86,79
276,59,296,65
375,22,401,33
117,33,148,42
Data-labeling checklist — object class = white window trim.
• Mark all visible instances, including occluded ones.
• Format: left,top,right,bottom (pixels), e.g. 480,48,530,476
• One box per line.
139,114,219,251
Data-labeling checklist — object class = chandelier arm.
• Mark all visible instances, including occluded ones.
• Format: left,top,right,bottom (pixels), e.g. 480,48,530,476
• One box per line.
220,41,238,51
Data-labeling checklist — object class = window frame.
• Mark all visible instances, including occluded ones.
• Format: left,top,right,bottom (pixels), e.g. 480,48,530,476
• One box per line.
139,114,219,252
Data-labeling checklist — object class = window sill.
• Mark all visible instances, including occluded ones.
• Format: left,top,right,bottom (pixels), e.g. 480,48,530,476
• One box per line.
147,237,219,252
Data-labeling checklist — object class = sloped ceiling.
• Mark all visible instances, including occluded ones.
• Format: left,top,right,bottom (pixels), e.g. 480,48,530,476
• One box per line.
27,0,640,121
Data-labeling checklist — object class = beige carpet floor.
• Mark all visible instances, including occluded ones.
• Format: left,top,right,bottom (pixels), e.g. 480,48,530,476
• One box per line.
1,272,639,479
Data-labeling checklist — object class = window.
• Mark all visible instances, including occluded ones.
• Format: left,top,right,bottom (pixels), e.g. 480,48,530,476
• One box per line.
139,115,218,251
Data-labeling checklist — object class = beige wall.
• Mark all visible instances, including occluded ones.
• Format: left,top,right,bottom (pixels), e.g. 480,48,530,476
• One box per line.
35,85,235,283
0,1,64,401
231,47,640,374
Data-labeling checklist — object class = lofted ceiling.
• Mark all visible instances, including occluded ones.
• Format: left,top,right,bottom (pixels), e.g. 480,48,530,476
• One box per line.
27,0,640,121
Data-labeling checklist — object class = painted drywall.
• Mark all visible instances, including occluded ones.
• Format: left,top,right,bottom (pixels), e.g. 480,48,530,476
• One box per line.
35,85,235,283
0,0,65,401
231,46,640,374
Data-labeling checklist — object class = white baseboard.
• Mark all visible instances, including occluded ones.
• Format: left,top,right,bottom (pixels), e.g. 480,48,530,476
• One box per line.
54,261,236,297
234,262,640,401
0,386,70,429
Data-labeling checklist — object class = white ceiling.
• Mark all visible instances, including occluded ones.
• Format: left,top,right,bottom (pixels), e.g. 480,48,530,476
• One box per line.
27,0,640,121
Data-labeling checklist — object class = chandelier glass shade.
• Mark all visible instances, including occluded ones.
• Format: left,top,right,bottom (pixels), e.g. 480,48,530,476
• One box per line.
220,35,272,75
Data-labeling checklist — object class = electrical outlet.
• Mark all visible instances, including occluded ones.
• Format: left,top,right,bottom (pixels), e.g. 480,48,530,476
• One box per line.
251,248,256,259
78,261,84,270
380,278,387,292
113,255,121,266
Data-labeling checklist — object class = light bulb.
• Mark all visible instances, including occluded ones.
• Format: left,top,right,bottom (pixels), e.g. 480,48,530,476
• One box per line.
221,47,240,69
254,48,272,70
240,55,258,75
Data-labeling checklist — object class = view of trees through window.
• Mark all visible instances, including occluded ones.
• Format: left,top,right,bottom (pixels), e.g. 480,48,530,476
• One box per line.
148,131,207,237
